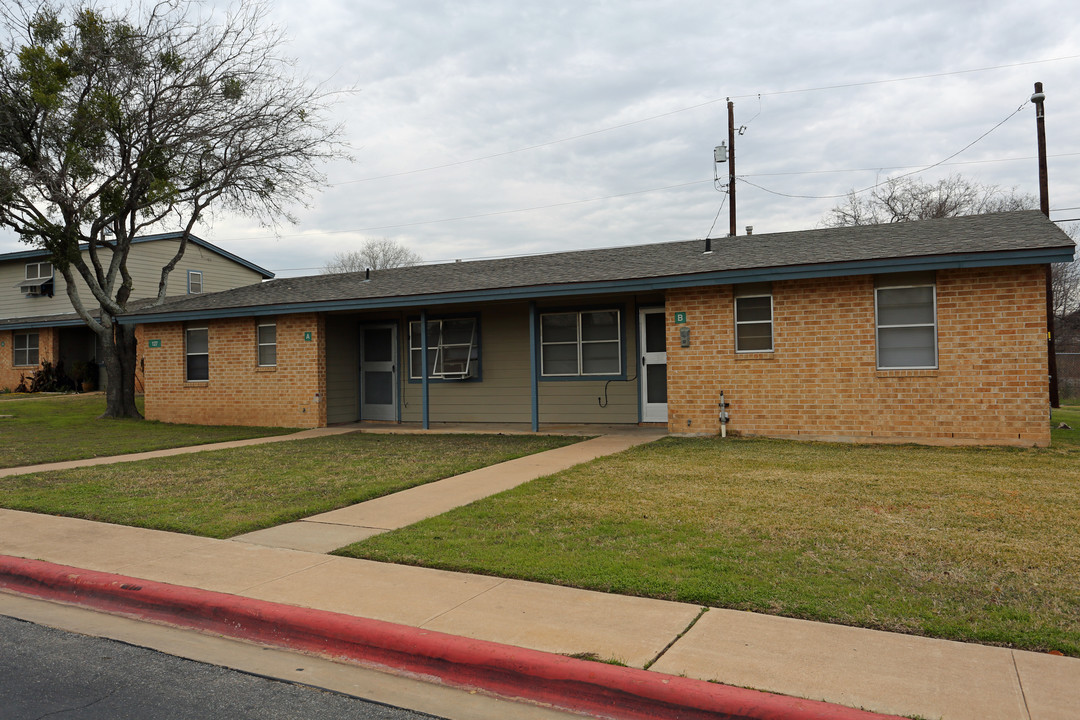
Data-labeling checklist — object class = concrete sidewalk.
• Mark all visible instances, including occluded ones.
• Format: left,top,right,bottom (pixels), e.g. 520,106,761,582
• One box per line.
1,427,1078,719
4,506,1078,719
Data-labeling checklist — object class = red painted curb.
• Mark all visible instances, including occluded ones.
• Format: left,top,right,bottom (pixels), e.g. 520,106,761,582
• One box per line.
0,555,904,720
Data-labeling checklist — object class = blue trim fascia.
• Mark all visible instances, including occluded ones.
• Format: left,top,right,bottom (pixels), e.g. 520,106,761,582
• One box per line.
0,317,91,331
1,233,274,279
115,247,1074,326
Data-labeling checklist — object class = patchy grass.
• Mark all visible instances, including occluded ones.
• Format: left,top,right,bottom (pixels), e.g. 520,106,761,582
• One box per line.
341,412,1080,656
0,394,292,468
0,433,580,538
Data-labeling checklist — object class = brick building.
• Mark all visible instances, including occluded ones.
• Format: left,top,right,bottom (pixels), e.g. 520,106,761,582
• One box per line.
0,233,273,391
122,212,1074,446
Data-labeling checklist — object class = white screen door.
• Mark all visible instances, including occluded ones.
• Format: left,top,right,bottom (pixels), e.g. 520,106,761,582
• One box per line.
639,308,667,422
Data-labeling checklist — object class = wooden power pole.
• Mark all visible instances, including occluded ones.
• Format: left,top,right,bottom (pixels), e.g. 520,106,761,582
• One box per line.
1032,82,1060,408
727,99,736,237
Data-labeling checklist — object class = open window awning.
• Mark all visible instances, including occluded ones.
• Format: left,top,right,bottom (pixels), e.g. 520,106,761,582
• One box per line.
17,278,53,294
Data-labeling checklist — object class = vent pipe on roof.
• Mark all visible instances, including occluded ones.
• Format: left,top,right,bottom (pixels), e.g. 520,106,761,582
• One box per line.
365,268,370,280
746,225,753,235
704,237,712,254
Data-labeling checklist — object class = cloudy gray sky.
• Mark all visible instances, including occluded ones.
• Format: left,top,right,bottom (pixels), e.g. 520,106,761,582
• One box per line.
3,0,1078,276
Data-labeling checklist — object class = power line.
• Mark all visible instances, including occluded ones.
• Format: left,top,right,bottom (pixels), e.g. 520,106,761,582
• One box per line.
743,152,1080,178
223,146,1078,246
218,101,1071,246
727,55,1080,99
740,99,1029,200
219,179,712,242
330,54,1080,187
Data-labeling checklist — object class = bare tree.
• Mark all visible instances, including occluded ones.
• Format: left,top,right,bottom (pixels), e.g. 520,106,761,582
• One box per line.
823,175,1036,227
323,238,423,273
0,0,343,417
1052,223,1080,341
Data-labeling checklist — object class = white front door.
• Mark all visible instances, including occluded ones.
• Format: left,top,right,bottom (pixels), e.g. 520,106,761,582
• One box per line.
360,324,397,421
639,308,667,422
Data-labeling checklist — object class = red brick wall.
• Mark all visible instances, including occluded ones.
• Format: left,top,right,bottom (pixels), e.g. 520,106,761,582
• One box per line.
0,327,58,391
665,266,1050,446
142,313,326,428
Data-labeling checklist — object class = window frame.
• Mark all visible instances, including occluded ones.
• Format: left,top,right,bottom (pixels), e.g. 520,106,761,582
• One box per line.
256,322,277,367
875,279,938,370
407,314,481,382
539,308,624,379
734,286,774,353
13,332,39,367
185,326,209,381
187,270,203,294
25,261,52,280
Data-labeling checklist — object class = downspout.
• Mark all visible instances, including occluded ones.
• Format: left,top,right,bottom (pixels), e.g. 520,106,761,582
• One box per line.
529,301,539,432
421,309,430,430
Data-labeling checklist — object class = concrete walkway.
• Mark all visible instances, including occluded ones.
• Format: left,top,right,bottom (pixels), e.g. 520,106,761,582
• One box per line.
1,428,1078,719
233,430,664,552
0,426,359,479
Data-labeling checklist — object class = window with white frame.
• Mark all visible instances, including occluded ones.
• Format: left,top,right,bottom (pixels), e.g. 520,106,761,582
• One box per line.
186,326,209,381
875,274,937,369
734,284,773,352
13,332,39,366
540,309,621,376
408,317,479,380
25,261,52,280
257,322,277,367
187,270,203,294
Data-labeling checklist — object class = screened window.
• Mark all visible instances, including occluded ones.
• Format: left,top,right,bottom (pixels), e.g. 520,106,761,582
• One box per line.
13,332,39,367
408,317,479,380
186,327,209,381
734,286,773,352
257,322,276,367
876,280,937,369
540,309,621,376
188,270,203,294
25,261,52,280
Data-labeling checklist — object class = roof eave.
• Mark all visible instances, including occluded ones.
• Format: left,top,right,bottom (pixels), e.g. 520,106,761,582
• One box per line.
0,233,274,279
116,246,1072,325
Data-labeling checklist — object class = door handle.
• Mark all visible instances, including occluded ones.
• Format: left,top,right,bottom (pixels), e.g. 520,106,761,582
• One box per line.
641,355,646,366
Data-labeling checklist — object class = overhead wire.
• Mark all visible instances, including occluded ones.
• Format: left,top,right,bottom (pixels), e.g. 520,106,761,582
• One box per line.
738,99,1031,200
329,54,1080,187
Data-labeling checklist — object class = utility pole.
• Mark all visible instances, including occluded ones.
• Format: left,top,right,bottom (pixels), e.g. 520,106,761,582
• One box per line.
1032,81,1060,408
727,99,737,237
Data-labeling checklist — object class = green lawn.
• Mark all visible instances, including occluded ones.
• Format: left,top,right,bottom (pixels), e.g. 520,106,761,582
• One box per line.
340,407,1080,656
0,394,293,468
0,433,580,537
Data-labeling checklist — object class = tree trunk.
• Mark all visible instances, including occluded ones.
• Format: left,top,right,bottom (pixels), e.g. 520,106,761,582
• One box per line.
100,324,142,419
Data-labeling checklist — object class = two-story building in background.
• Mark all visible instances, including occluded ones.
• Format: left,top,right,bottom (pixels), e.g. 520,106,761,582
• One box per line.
0,232,273,391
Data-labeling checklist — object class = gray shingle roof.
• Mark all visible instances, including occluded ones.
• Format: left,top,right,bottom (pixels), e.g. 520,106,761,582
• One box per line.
121,211,1075,322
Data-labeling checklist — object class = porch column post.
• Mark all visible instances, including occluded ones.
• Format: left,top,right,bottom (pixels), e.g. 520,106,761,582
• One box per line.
529,301,539,432
420,309,430,430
